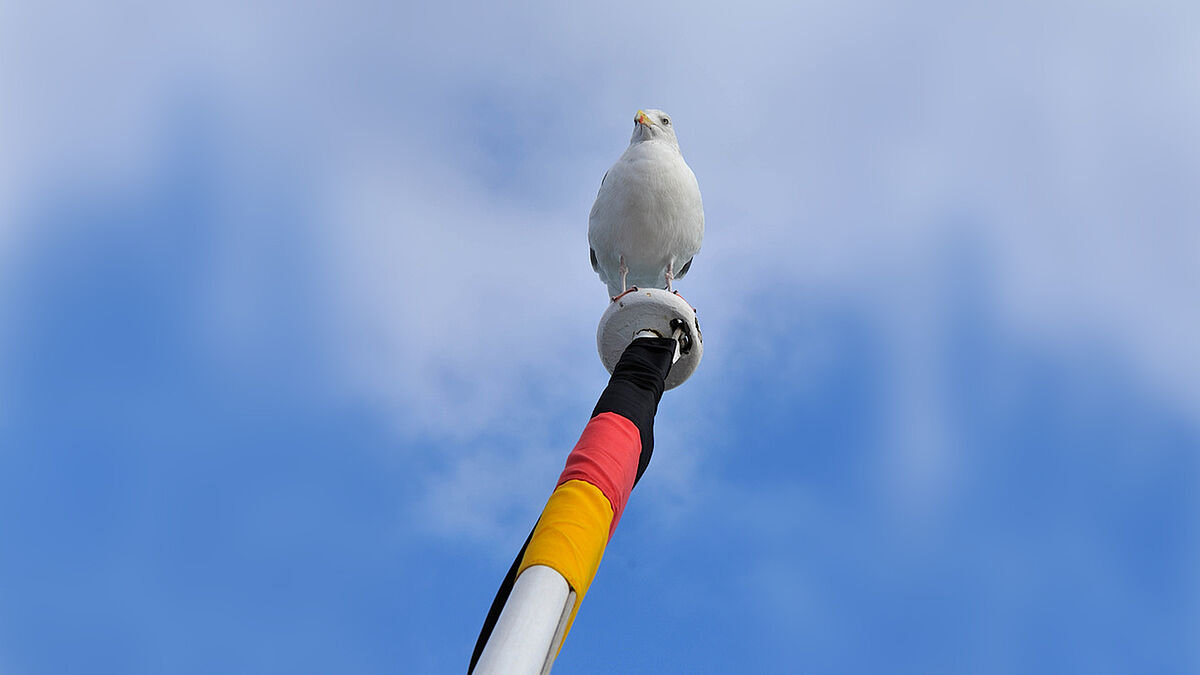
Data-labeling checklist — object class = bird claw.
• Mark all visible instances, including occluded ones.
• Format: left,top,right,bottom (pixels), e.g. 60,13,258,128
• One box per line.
610,286,639,303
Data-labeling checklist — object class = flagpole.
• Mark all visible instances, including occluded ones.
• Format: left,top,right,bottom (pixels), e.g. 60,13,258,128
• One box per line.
472,566,575,674
469,289,701,674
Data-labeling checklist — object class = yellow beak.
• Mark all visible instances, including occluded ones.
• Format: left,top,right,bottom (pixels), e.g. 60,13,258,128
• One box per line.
635,110,652,126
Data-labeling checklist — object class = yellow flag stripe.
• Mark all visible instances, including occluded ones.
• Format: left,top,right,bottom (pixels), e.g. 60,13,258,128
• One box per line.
517,479,614,642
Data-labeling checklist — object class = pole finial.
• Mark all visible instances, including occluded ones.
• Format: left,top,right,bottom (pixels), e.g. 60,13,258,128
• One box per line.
597,288,703,390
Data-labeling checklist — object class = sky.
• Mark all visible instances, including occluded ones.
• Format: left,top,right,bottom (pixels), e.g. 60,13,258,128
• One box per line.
1,0,1198,673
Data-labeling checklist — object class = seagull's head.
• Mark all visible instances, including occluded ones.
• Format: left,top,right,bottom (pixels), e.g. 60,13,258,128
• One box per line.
630,108,679,148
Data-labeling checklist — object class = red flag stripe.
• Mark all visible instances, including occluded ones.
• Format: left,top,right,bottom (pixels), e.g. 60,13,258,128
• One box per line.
556,411,641,539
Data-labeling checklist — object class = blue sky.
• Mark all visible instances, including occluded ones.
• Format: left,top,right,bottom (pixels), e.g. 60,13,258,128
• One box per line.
1,1,1198,673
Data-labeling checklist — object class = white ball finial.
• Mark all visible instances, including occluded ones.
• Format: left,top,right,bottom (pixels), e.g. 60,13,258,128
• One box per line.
596,288,703,390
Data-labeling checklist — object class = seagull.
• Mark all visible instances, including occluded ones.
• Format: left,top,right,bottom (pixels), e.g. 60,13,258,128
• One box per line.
588,109,704,300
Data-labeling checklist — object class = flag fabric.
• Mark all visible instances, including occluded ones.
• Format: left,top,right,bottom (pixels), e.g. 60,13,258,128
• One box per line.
469,337,677,672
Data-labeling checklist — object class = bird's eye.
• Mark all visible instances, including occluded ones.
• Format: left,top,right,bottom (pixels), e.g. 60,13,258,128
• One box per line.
661,117,670,125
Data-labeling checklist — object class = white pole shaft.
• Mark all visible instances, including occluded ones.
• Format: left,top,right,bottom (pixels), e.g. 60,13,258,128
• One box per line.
474,565,576,675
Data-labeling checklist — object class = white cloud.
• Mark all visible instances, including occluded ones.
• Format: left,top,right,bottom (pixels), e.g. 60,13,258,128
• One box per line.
3,0,1197,545
414,439,563,555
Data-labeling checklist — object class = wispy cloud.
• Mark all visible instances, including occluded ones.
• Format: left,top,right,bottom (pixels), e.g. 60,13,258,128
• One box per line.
3,0,1197,548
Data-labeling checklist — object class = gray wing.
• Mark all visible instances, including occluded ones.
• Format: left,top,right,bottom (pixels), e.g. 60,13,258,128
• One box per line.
676,256,694,279
594,170,609,198
590,247,599,273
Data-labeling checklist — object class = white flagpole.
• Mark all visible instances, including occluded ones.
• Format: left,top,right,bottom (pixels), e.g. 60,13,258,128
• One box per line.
473,565,576,674
472,290,701,673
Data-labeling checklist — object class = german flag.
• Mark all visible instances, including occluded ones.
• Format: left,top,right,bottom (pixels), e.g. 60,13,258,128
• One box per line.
469,337,677,672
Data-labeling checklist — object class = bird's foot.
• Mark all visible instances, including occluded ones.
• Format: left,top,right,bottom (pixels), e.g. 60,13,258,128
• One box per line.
611,286,639,303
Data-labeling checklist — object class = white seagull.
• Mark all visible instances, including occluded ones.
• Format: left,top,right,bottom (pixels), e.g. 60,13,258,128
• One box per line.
588,109,704,300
